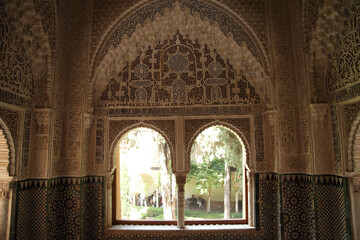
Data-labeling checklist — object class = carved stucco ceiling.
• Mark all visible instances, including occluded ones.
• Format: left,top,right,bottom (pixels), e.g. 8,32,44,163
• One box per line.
309,0,351,80
91,1,270,108
4,0,53,107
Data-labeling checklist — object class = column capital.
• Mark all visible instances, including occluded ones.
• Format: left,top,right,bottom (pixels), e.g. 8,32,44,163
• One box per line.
175,172,187,191
33,108,51,134
309,104,330,125
83,113,94,131
263,109,278,127
0,181,10,198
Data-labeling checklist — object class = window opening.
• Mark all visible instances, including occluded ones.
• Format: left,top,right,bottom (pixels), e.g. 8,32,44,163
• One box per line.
113,127,177,224
185,125,247,224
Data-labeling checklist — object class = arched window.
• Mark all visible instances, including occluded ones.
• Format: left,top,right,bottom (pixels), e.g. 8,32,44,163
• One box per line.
108,120,254,228
185,125,248,224
112,127,177,225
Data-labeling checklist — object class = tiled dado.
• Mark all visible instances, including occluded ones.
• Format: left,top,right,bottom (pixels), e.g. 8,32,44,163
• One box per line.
14,176,104,240
13,174,350,239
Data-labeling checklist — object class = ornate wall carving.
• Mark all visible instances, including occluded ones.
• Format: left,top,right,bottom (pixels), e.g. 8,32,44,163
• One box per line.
97,33,260,110
289,0,311,166
91,0,268,62
302,0,324,52
52,0,93,177
270,0,310,173
327,1,360,94
91,1,270,111
310,104,336,174
4,0,53,108
0,6,34,108
310,0,350,103
216,0,267,53
21,111,31,178
29,108,51,178
262,110,278,173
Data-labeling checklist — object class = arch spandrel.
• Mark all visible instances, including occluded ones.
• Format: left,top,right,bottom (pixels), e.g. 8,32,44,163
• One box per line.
91,1,271,111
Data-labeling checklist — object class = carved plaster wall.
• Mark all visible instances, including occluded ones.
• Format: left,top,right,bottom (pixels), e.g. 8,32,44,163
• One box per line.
309,0,351,103
91,1,270,111
4,0,53,108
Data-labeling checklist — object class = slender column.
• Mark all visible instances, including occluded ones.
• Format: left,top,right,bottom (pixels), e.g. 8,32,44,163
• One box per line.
106,171,114,227
0,182,10,240
175,173,186,229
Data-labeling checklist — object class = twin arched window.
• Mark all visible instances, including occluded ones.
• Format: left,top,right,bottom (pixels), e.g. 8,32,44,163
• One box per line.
112,125,249,225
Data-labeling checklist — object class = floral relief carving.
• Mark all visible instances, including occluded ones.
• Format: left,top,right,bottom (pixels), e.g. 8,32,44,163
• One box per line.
309,0,353,102
91,1,269,110
97,33,260,110
310,104,336,174
4,0,53,107
0,6,34,107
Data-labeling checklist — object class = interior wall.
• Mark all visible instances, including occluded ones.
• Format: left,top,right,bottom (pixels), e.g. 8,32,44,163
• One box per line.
0,0,357,239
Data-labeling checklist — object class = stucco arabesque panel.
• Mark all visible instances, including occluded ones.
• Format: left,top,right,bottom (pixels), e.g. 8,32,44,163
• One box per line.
4,0,53,107
90,1,270,112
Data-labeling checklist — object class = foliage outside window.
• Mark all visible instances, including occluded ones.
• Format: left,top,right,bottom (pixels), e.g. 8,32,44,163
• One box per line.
186,126,245,220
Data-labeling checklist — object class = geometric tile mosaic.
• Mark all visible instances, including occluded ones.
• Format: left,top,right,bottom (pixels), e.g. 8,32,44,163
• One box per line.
257,173,279,239
13,174,351,239
47,178,81,240
281,175,315,240
16,180,47,240
315,176,349,240
81,176,104,240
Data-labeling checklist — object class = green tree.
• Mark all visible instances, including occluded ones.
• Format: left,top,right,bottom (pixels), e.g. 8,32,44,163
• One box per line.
189,126,243,216
216,127,243,218
188,154,225,213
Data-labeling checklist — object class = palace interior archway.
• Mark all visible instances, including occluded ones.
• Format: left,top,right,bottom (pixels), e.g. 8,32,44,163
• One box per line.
0,0,359,239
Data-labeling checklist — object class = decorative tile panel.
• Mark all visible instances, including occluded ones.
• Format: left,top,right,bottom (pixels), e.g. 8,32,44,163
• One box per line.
282,175,315,239
16,180,47,240
315,176,349,240
47,178,81,240
80,176,104,240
